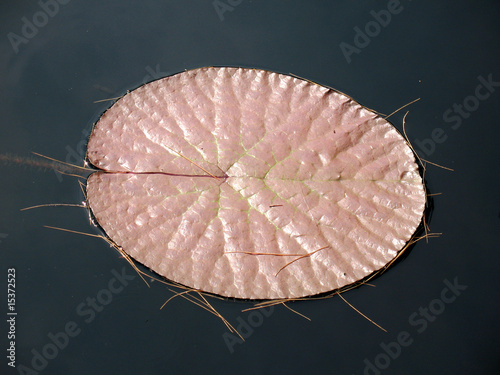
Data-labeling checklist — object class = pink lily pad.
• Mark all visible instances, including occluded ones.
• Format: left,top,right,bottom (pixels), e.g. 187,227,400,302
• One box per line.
86,67,426,299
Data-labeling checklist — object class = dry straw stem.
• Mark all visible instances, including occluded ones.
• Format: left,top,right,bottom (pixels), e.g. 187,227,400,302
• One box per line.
32,152,94,173
383,98,421,120
281,302,311,321
165,145,220,180
226,245,329,277
21,203,85,211
93,94,126,104
400,112,454,172
336,293,387,332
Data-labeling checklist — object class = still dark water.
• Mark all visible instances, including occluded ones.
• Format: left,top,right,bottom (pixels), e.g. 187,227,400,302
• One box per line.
1,1,499,374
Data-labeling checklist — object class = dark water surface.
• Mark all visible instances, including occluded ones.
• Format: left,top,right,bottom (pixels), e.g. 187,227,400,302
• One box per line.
1,1,499,374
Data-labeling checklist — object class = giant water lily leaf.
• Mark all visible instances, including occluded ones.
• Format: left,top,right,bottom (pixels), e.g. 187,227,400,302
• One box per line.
86,67,426,299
